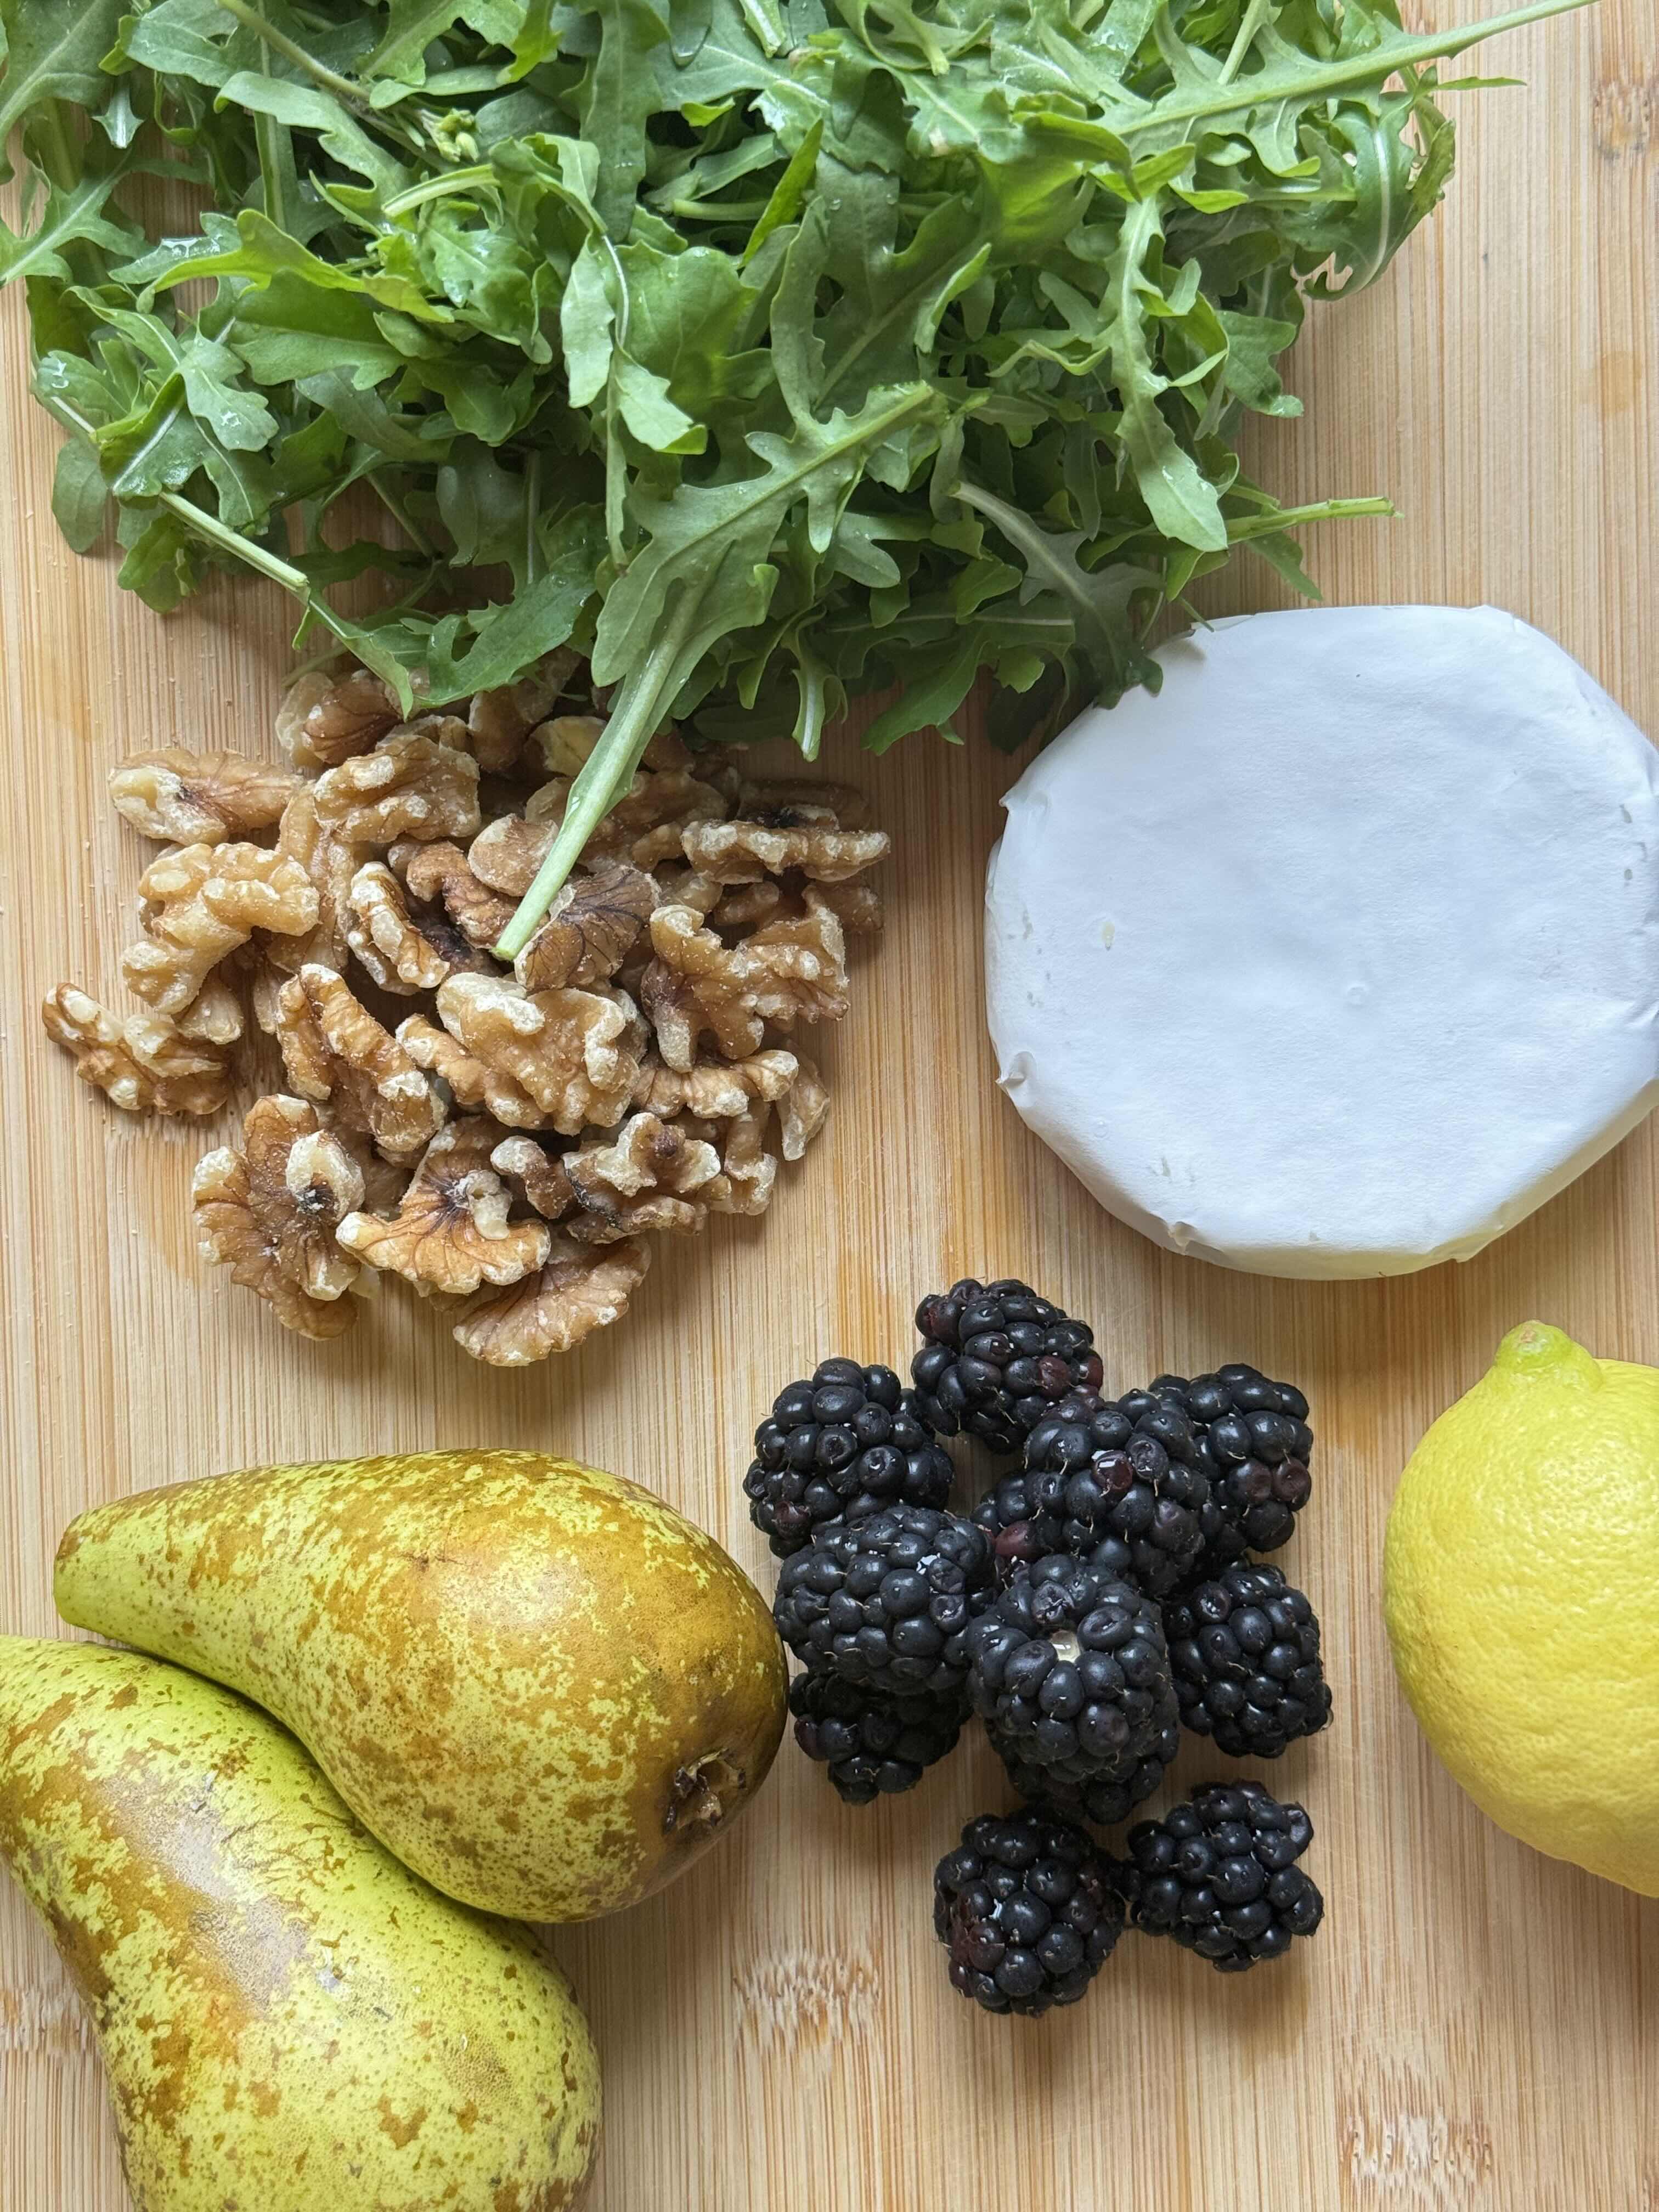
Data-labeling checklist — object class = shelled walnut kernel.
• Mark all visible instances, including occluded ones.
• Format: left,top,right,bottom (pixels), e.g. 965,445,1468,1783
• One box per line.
43,656,890,1364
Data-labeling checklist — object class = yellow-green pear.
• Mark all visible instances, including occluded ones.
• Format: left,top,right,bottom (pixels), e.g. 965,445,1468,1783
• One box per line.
55,1449,787,1923
0,1636,600,2212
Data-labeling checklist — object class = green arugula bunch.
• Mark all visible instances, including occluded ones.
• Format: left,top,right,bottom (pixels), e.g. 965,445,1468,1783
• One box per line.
0,0,1578,951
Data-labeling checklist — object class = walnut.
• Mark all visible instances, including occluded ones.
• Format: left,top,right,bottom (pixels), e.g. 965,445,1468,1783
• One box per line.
526,713,604,777
177,972,245,1047
702,1108,778,1217
327,1122,415,1216
490,1134,575,1221
247,953,286,1037
650,865,723,918
276,668,400,770
806,878,884,936
399,840,517,948
639,905,762,1070
275,965,445,1161
585,769,729,869
312,730,481,849
778,1054,831,1161
565,1111,723,1242
709,881,781,934
736,777,873,828
399,710,472,750
527,713,691,778
432,974,644,1135
515,861,656,992
250,787,356,981
453,1237,652,1367
511,768,728,876
346,862,489,994
396,1013,494,1113
122,842,318,1017
631,1046,799,1120
470,653,575,774
466,810,552,896
337,1120,551,1296
192,1094,365,1337
681,815,890,884
42,985,231,1116
746,901,850,1026
109,749,301,845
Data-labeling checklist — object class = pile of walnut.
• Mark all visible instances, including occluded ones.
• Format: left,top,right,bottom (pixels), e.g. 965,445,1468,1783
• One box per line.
43,657,888,1365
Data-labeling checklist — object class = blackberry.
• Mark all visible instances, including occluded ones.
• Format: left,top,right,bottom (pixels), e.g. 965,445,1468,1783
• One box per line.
787,1673,966,1805
1114,1780,1324,1971
934,1808,1126,2015
744,1359,955,1557
997,1747,1171,1831
1126,1367,1313,1570
1166,1564,1333,1758
972,1390,1218,1599
966,1557,1178,1795
772,1506,992,1698
911,1279,1103,1454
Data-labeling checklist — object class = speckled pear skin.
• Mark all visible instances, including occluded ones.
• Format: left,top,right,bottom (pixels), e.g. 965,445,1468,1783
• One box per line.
0,1637,600,2212
55,1450,788,1923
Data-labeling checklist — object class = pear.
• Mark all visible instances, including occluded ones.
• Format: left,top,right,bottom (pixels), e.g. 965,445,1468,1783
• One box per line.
56,1449,787,1922
0,1636,600,2212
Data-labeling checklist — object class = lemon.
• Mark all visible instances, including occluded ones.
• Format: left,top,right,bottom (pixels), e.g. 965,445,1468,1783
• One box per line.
1384,1321,1659,1894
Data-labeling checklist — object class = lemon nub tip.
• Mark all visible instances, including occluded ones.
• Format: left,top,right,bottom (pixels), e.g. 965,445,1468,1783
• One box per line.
1493,1321,1602,1390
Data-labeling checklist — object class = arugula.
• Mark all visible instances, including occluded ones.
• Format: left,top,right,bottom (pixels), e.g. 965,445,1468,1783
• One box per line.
0,0,1587,954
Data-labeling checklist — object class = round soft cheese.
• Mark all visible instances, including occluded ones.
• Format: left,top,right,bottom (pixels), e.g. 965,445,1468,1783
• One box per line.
985,605,1659,1278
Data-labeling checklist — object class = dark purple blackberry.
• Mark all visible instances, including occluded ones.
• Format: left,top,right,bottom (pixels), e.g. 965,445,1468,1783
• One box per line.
933,1807,1126,2015
1127,1367,1313,1571
996,1746,1171,1831
911,1278,1103,1454
787,1672,966,1805
966,1557,1178,1796
744,1358,955,1558
1113,1780,1324,1971
1165,1564,1332,1758
972,1390,1218,1599
771,1506,992,1698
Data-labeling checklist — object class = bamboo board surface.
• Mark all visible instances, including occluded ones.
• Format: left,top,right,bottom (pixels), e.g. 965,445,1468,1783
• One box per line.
2,2,1657,2204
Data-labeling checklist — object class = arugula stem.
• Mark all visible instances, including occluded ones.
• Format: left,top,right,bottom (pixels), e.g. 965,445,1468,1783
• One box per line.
1226,495,1393,539
159,490,311,589
369,471,435,557
251,36,298,234
493,591,701,962
157,492,414,698
383,167,494,216
211,0,362,101
1132,0,1594,137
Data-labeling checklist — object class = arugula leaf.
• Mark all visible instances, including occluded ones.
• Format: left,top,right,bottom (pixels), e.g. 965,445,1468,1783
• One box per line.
0,0,127,179
366,0,527,86
0,0,1588,951
51,433,109,551
0,148,141,283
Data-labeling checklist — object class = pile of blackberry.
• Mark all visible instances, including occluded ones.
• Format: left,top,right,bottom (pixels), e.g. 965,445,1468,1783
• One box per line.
741,1282,1334,2016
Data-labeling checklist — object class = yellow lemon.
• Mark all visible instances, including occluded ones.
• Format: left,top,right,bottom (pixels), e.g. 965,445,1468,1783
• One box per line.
1384,1321,1659,1894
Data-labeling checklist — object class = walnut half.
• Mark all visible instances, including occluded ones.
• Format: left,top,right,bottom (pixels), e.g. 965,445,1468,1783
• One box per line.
338,1120,551,1295
192,1096,364,1338
123,842,318,1018
275,966,445,1161
42,985,230,1117
109,749,301,845
432,974,644,1135
453,1237,652,1367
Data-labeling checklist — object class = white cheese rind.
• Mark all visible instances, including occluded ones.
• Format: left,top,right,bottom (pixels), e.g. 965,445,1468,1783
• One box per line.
985,605,1659,1279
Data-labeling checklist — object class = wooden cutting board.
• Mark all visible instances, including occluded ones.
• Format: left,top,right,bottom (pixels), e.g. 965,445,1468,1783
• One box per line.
2,2,1655,2203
